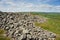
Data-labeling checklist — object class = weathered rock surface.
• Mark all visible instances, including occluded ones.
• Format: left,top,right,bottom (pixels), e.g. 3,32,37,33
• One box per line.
0,12,56,40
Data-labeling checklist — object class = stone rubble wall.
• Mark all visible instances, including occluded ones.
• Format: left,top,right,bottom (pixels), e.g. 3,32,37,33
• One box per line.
0,12,56,40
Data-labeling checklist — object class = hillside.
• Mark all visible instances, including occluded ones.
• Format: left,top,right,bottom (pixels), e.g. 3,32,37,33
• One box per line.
32,12,60,40
0,12,56,40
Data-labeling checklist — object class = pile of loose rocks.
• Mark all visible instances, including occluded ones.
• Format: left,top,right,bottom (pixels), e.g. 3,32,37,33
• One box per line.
0,12,56,40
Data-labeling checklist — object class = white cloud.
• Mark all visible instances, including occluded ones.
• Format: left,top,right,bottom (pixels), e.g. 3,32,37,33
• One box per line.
0,0,60,12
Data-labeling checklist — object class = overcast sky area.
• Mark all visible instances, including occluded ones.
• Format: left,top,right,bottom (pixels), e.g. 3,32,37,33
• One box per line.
0,0,60,12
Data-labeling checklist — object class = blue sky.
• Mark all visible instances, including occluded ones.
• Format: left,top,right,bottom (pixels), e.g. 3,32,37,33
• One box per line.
0,0,60,12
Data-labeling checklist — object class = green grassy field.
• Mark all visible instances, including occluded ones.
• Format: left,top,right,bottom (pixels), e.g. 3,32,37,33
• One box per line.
32,12,60,40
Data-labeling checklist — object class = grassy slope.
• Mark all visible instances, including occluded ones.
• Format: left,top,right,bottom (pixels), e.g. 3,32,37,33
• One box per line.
32,12,60,40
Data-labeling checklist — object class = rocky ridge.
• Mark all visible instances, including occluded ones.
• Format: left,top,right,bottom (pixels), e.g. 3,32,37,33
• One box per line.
0,12,56,40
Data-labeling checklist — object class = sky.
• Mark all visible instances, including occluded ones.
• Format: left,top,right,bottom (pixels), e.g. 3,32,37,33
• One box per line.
0,0,60,12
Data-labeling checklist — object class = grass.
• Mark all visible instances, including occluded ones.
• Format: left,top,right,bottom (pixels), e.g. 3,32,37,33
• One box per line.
0,29,5,34
35,19,60,34
0,37,10,40
31,12,60,40
0,29,10,40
